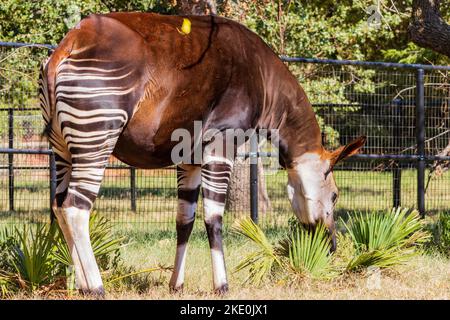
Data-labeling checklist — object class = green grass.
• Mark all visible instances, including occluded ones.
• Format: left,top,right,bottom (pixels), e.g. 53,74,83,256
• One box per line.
98,226,450,299
1,218,449,299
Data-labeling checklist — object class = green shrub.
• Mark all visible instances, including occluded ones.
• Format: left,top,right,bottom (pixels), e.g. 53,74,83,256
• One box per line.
233,218,334,284
0,214,128,297
437,213,450,255
53,213,126,271
233,218,282,285
8,223,62,292
283,223,335,279
343,208,430,271
426,212,450,257
233,208,431,284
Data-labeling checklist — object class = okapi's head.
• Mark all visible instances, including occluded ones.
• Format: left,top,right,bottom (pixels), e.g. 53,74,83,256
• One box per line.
286,136,366,252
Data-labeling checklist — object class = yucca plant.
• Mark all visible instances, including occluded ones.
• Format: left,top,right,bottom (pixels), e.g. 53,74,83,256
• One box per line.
8,223,61,292
0,214,131,296
232,218,282,285
53,213,127,270
0,272,14,297
283,223,335,279
343,208,430,271
427,212,450,257
1,228,18,297
0,227,15,273
52,213,127,292
233,218,335,284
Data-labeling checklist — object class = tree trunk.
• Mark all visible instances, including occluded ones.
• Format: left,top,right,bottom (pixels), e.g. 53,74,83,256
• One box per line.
175,0,217,15
226,143,271,216
409,0,450,58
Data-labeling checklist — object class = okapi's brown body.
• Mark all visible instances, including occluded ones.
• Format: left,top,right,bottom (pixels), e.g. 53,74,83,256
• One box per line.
40,12,365,295
46,12,321,169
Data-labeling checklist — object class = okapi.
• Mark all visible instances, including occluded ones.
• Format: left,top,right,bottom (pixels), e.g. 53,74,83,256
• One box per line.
39,12,366,296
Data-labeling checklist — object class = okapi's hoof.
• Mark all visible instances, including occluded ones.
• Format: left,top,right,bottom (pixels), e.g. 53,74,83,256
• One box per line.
169,284,184,294
214,284,229,295
80,286,105,299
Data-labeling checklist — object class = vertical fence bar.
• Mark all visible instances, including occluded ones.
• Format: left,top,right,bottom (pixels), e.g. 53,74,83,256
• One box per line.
392,98,402,208
249,136,258,224
49,152,57,221
130,167,137,212
8,108,14,212
416,68,426,217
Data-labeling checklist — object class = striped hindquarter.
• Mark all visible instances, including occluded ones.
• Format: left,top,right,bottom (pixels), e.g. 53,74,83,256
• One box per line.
39,57,134,210
39,56,138,294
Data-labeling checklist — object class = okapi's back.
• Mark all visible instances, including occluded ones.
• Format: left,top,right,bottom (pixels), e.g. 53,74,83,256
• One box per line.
41,12,314,168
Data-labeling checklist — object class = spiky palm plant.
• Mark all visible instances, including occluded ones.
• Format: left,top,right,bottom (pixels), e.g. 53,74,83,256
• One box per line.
428,212,450,257
343,208,430,271
0,272,14,297
232,218,282,285
53,213,127,270
0,227,15,273
233,218,334,284
9,223,61,292
52,213,127,292
0,214,128,295
284,223,335,279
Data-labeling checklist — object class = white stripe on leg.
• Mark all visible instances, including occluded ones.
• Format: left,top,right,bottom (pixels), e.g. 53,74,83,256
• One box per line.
62,207,104,295
170,243,188,290
211,248,227,290
54,206,87,290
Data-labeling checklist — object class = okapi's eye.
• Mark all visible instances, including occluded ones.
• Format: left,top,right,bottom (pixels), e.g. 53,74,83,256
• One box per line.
331,192,338,204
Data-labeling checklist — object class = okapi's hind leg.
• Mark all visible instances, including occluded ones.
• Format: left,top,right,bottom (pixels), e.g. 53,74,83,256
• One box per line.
51,154,90,291
201,155,233,294
169,164,201,292
50,107,128,297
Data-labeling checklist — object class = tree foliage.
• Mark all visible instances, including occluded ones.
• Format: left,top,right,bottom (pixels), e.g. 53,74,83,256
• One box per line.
1,1,449,64
1,1,449,151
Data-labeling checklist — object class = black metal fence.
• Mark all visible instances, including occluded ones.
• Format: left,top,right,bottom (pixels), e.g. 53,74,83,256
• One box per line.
1,42,449,230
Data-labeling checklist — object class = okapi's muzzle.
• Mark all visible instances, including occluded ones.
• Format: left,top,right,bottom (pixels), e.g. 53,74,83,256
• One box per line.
327,227,337,253
301,220,337,253
325,217,337,253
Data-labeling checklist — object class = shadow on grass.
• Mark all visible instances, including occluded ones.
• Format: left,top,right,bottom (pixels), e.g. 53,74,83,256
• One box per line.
339,186,385,196
0,209,49,220
5,185,48,193
98,187,177,199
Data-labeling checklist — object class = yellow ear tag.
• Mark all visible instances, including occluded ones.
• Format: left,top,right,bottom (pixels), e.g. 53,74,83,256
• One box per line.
177,18,191,35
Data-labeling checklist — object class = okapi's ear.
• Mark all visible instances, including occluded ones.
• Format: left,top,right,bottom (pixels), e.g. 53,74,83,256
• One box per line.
327,136,367,173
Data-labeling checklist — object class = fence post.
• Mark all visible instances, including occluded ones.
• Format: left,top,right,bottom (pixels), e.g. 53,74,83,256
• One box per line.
8,108,14,212
49,152,57,221
416,68,426,217
249,135,258,224
392,98,402,208
130,167,136,212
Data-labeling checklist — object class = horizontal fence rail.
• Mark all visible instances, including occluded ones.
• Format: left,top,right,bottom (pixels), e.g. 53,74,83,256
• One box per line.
281,56,450,71
1,41,449,229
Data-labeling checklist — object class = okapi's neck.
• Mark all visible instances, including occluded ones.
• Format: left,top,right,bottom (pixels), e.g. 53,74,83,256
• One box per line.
257,64,324,168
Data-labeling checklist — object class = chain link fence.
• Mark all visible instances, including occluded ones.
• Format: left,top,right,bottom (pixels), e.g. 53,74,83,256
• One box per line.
0,43,449,230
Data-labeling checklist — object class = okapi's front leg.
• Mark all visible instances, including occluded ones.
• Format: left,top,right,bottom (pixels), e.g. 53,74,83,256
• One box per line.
169,164,201,292
201,156,233,294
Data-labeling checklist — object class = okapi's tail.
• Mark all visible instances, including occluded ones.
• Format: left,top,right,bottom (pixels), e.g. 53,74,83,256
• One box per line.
38,57,54,140
38,49,70,222
38,59,56,222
